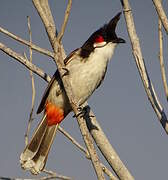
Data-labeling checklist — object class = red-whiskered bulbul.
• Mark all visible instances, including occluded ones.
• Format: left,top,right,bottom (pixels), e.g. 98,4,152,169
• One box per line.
20,12,125,174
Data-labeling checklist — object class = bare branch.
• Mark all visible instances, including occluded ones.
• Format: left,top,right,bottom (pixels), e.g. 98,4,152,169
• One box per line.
32,0,56,44
84,104,134,180
0,41,51,82
158,6,168,101
24,17,36,146
42,169,72,180
32,0,67,63
101,164,118,180
57,0,72,42
0,26,54,58
0,173,72,180
121,0,168,133
152,0,168,34
59,125,117,180
39,0,56,36
58,126,89,157
32,1,105,179
24,53,35,146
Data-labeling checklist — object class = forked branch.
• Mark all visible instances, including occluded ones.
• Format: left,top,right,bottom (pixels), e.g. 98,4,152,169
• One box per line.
120,0,168,133
152,0,168,34
0,41,51,82
0,26,54,58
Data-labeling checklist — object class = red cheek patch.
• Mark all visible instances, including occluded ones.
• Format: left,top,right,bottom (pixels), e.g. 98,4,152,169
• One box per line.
95,35,104,43
45,101,64,126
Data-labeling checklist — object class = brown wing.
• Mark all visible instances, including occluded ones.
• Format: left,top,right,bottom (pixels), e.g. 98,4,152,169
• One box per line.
37,71,59,114
37,48,80,114
64,48,80,65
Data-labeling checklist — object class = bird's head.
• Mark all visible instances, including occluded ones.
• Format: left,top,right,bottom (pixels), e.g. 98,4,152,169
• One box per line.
80,12,125,58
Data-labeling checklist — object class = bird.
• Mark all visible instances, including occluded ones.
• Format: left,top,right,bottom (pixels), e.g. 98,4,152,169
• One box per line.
20,12,125,174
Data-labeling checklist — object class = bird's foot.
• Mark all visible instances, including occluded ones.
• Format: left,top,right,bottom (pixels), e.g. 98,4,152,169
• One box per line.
73,106,87,118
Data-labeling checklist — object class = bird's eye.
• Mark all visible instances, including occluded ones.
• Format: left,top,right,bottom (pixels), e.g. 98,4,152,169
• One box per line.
95,35,104,43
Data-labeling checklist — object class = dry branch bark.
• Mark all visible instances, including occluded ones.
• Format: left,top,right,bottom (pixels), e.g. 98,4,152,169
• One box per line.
120,0,168,133
158,1,168,101
0,41,51,82
152,0,168,34
0,26,54,58
58,126,118,179
84,105,134,180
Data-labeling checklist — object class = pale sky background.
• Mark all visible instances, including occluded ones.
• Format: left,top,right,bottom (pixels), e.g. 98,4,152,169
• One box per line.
0,1,168,179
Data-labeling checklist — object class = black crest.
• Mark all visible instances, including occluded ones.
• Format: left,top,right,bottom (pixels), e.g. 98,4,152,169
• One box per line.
80,12,125,58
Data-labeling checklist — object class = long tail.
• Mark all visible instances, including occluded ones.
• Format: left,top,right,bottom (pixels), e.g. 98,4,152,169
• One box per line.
20,114,59,174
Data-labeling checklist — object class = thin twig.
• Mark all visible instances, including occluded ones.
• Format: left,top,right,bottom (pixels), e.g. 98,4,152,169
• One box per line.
24,53,35,146
158,5,168,101
121,0,168,134
57,0,72,42
42,169,72,180
0,26,54,58
24,16,36,146
101,164,118,180
0,174,71,180
58,126,89,157
0,41,51,82
40,175,71,180
58,126,117,179
152,0,168,34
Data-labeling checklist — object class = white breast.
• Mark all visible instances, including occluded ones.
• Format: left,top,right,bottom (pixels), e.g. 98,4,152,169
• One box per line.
68,42,117,105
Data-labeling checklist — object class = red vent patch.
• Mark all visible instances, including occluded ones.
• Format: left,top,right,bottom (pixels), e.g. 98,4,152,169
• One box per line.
46,101,64,126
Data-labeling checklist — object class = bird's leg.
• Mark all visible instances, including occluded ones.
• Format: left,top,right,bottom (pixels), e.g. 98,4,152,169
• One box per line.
72,104,87,118
73,105,94,119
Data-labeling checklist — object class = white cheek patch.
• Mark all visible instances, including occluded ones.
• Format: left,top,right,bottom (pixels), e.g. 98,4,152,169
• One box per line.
93,41,107,48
